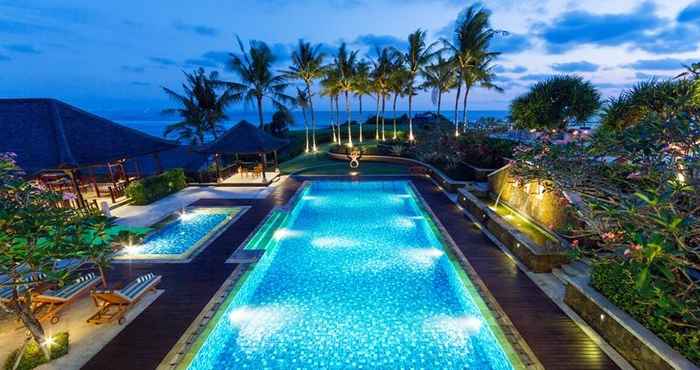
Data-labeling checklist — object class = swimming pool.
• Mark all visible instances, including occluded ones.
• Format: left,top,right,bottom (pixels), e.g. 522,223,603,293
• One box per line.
184,181,522,369
115,207,246,262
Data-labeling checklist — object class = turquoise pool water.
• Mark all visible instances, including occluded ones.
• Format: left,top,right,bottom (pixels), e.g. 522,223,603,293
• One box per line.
116,208,239,259
187,181,516,369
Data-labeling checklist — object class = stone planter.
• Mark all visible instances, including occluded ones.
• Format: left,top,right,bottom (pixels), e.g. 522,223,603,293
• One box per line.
458,189,568,272
562,275,697,370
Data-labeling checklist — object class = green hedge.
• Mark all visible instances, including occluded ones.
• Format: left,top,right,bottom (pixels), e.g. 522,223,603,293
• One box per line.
4,332,69,370
591,260,700,364
126,168,187,205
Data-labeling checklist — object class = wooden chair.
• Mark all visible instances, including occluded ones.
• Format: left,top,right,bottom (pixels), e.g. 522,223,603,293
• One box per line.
253,163,264,178
32,273,101,324
87,273,161,325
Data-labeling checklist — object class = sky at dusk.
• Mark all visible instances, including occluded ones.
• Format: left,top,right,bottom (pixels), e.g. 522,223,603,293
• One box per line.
1,0,699,114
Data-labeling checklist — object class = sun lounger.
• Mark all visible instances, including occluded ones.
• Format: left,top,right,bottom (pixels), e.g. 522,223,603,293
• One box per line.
87,273,161,325
32,273,101,324
0,272,46,303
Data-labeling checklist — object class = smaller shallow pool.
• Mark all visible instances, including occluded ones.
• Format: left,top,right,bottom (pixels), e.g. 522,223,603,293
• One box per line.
115,207,245,262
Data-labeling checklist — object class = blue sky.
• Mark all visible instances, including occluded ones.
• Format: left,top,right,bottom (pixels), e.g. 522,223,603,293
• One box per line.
0,0,699,113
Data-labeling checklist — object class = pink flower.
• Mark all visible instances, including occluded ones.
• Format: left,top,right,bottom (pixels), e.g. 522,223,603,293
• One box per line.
571,240,579,248
630,243,642,251
62,192,77,201
626,172,642,180
624,249,631,257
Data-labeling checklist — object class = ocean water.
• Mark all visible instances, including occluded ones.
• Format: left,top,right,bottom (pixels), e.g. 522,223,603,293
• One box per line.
109,110,509,138
187,181,515,370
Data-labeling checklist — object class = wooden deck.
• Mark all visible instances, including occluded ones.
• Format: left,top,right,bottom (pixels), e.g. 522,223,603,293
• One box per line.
83,175,618,370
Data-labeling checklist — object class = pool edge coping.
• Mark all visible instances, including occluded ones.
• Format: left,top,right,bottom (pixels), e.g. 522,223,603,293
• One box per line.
408,181,543,370
113,206,251,264
159,178,542,370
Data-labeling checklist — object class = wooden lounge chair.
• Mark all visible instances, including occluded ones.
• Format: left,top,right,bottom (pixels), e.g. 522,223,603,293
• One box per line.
32,273,101,324
87,273,161,325
0,272,46,304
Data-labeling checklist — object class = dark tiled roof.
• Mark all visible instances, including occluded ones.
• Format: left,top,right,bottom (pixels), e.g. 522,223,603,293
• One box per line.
200,120,288,155
0,98,178,175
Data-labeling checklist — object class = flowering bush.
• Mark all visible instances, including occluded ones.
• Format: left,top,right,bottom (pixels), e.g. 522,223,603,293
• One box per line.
511,113,699,363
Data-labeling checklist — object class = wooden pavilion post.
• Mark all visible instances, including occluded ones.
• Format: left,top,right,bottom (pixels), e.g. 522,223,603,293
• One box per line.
261,152,268,183
119,159,129,185
89,166,101,197
64,169,85,208
106,163,116,186
214,153,222,183
153,152,163,174
273,150,279,172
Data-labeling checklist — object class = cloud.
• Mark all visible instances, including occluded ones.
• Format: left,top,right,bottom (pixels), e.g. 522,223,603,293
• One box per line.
173,21,219,37
520,73,551,81
595,82,629,89
551,61,599,72
352,34,408,51
0,19,53,34
533,2,662,54
491,33,531,54
623,58,695,70
634,72,673,80
202,50,230,65
149,57,177,66
494,65,527,74
121,65,145,73
678,1,700,23
4,44,40,54
183,58,218,68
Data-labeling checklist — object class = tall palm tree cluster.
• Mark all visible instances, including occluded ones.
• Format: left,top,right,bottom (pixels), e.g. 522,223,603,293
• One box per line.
162,4,502,148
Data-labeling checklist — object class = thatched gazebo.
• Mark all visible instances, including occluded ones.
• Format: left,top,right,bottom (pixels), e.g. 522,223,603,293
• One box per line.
199,121,289,183
0,98,178,208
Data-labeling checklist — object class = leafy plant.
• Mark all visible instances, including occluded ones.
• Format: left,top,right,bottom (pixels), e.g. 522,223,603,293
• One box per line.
125,168,187,205
510,75,601,129
4,332,69,370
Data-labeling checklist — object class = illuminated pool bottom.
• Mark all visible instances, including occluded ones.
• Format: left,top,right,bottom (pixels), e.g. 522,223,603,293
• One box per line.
115,207,245,262
186,181,520,369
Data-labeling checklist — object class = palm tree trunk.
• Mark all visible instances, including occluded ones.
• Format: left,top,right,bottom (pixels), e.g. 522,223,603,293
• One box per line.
9,293,50,360
330,97,336,143
335,96,342,145
302,107,309,152
374,94,380,141
462,85,470,132
381,95,386,141
256,96,264,130
392,93,398,140
358,95,363,143
308,83,317,151
408,89,414,141
345,91,352,146
453,82,462,137
437,92,442,119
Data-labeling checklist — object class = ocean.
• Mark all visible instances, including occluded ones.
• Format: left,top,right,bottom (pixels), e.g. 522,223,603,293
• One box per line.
108,110,509,139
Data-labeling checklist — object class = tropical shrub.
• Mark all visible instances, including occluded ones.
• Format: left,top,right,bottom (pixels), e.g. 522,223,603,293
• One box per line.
510,75,601,130
4,332,69,370
591,260,699,363
126,168,187,205
511,113,699,364
0,154,136,360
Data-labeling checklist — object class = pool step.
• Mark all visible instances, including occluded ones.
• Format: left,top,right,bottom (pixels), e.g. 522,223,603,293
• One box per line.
228,249,265,263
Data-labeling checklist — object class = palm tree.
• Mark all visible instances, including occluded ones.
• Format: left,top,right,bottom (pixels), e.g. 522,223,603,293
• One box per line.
163,68,235,145
225,36,293,131
388,61,410,140
420,54,457,119
401,29,439,141
321,67,341,144
295,87,311,152
443,4,502,131
370,47,394,141
282,40,326,151
335,43,359,146
461,56,502,130
353,60,372,143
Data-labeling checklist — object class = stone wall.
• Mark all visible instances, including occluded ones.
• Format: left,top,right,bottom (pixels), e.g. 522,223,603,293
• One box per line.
488,164,572,231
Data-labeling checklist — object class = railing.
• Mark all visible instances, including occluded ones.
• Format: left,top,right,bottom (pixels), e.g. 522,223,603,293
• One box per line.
54,198,101,216
108,182,128,203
